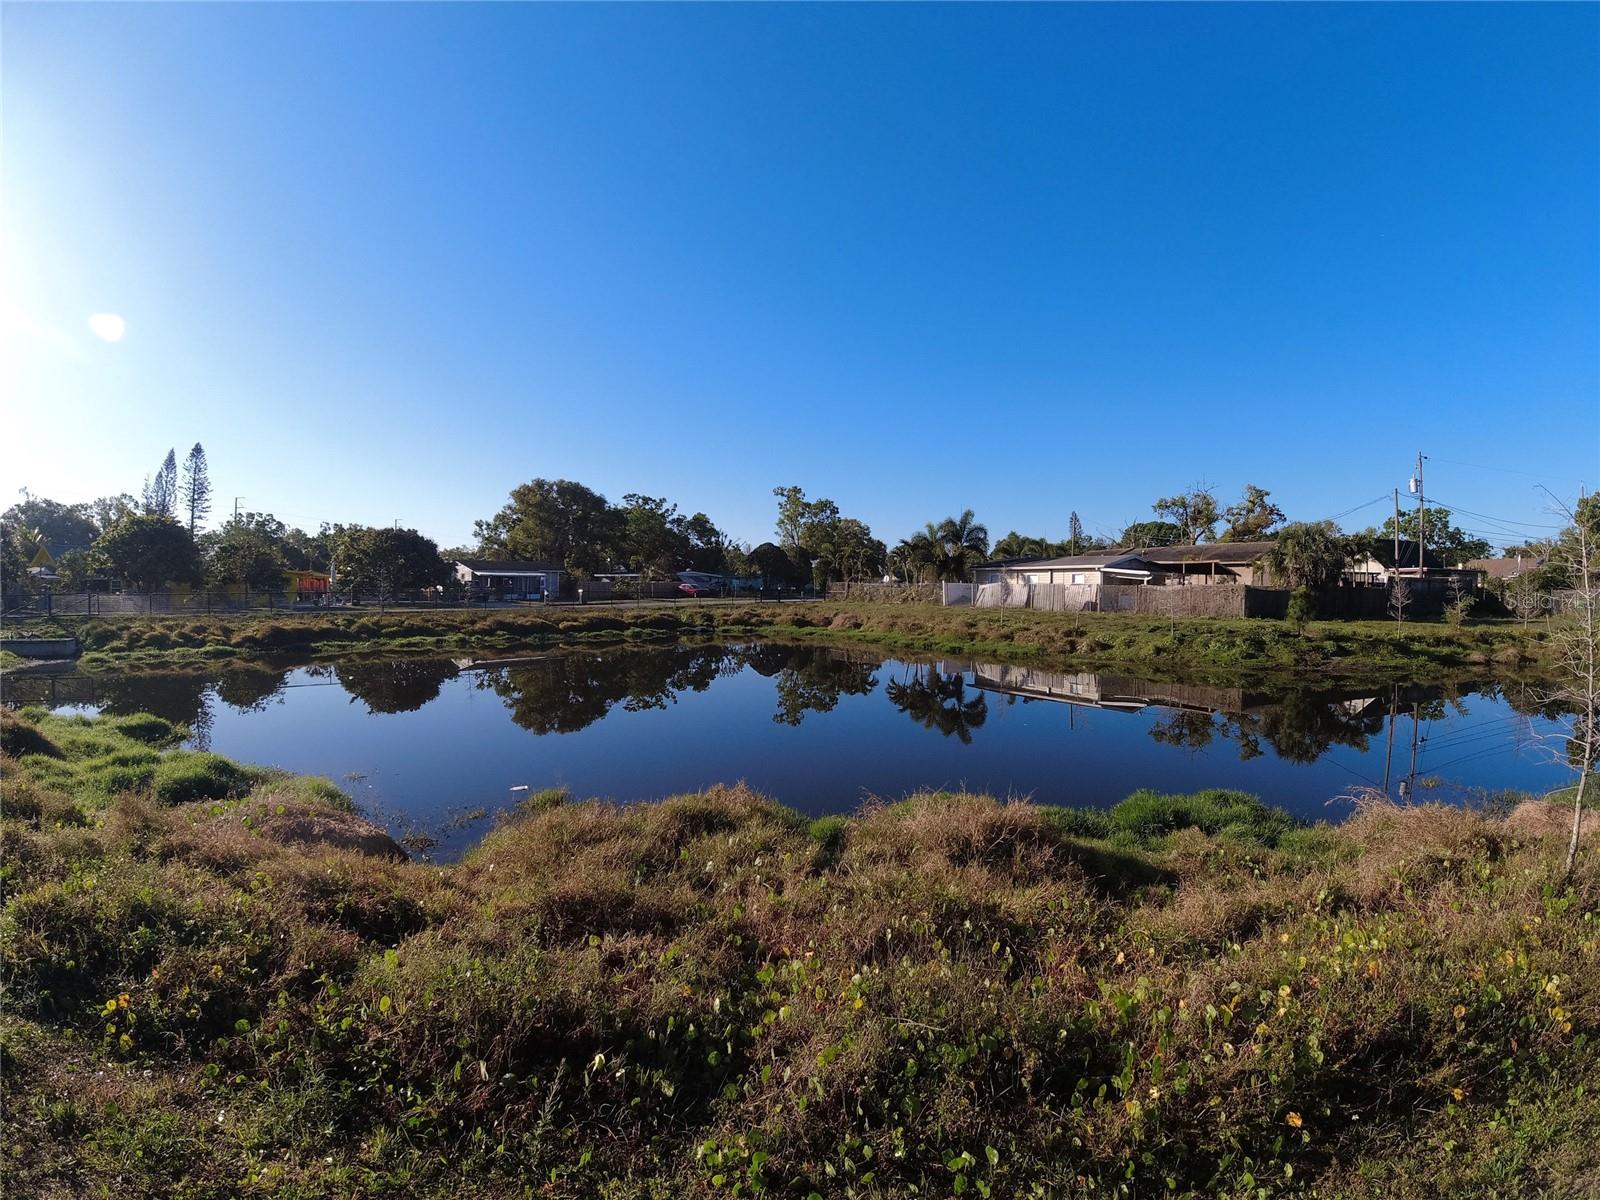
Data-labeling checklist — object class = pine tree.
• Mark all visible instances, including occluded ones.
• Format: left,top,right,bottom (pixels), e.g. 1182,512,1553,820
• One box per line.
142,449,178,518
1068,511,1084,556
180,443,212,534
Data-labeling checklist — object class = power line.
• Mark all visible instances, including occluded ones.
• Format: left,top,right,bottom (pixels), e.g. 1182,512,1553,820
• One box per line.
1319,494,1391,525
1429,457,1550,481
1424,496,1562,532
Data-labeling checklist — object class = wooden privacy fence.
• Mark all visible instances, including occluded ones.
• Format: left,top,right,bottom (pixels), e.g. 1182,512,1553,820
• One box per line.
974,582,1287,618
971,580,1478,620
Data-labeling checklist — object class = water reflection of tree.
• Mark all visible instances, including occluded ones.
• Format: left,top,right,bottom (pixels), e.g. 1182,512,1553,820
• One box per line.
336,660,461,714
213,665,292,713
1148,710,1266,760
486,645,738,735
769,651,878,726
1147,692,1385,764
1256,693,1382,764
74,673,216,748
886,666,987,744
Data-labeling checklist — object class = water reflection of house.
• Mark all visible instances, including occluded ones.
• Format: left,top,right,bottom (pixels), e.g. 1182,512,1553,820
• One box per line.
969,663,1263,715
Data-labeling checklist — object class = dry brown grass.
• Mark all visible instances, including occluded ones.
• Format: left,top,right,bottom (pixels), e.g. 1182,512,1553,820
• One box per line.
3,711,1599,1198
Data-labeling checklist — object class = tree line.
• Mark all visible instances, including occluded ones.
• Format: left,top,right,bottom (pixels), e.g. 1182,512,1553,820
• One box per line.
0,446,454,600
0,462,1561,603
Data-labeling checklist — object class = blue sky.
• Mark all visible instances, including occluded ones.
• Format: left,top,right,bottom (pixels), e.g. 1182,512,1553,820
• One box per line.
3,3,1595,551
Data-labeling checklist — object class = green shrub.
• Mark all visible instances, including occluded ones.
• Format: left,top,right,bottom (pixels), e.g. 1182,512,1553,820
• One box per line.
0,711,62,759
102,714,185,747
150,753,264,805
1108,787,1297,846
1285,586,1316,630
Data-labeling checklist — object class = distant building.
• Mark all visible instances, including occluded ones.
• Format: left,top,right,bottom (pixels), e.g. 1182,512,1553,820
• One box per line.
1137,541,1277,585
453,558,563,600
285,569,332,600
1345,541,1479,586
975,552,1157,588
1464,554,1542,583
975,540,1278,588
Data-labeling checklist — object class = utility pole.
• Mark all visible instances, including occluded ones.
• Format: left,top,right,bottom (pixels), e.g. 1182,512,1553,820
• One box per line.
233,496,245,521
1406,700,1421,800
1415,450,1427,577
1383,686,1396,795
1393,488,1401,579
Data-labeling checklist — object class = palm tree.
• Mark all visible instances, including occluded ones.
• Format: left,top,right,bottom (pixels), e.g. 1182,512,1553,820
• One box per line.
930,510,990,580
992,531,1047,560
1264,521,1350,591
885,666,988,743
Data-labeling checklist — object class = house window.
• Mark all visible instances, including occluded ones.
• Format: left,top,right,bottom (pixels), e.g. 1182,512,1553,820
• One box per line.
1025,574,1040,585
1071,572,1086,585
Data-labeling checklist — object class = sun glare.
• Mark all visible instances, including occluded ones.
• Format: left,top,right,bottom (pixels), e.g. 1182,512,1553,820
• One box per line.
88,312,126,342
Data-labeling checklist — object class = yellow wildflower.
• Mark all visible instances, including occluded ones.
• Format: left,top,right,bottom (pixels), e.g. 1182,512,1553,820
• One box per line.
1453,1004,1466,1019
1285,1112,1303,1129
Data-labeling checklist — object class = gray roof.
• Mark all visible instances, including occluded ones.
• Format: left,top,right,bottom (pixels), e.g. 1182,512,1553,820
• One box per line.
455,558,561,575
976,555,1050,569
1015,552,1156,571
1138,541,1275,565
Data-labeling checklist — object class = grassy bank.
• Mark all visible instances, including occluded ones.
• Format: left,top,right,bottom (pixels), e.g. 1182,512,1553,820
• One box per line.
10,601,1556,678
2,709,1596,1198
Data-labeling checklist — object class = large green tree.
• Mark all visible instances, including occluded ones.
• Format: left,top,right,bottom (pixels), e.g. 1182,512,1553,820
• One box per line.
681,512,734,574
1,524,35,607
283,526,335,573
747,542,804,586
476,479,619,577
1372,506,1492,567
772,487,841,558
1220,484,1285,542
92,513,202,590
1,493,100,551
86,494,139,534
1153,487,1220,544
142,449,179,518
203,513,290,591
180,443,213,535
618,494,692,580
1118,520,1183,549
329,526,449,598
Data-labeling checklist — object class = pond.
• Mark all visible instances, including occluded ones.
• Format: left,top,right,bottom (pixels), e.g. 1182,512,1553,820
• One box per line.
8,642,1573,858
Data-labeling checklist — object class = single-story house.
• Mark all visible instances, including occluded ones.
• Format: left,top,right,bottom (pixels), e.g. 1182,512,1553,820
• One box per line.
977,552,1159,587
972,556,1051,585
977,542,1278,588
1464,554,1542,583
1137,541,1277,585
453,558,563,600
1345,541,1468,585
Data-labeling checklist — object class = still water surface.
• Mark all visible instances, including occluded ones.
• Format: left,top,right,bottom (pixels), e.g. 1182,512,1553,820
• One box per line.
12,643,1568,858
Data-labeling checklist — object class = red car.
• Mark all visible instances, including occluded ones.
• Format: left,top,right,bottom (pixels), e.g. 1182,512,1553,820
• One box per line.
677,581,708,597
